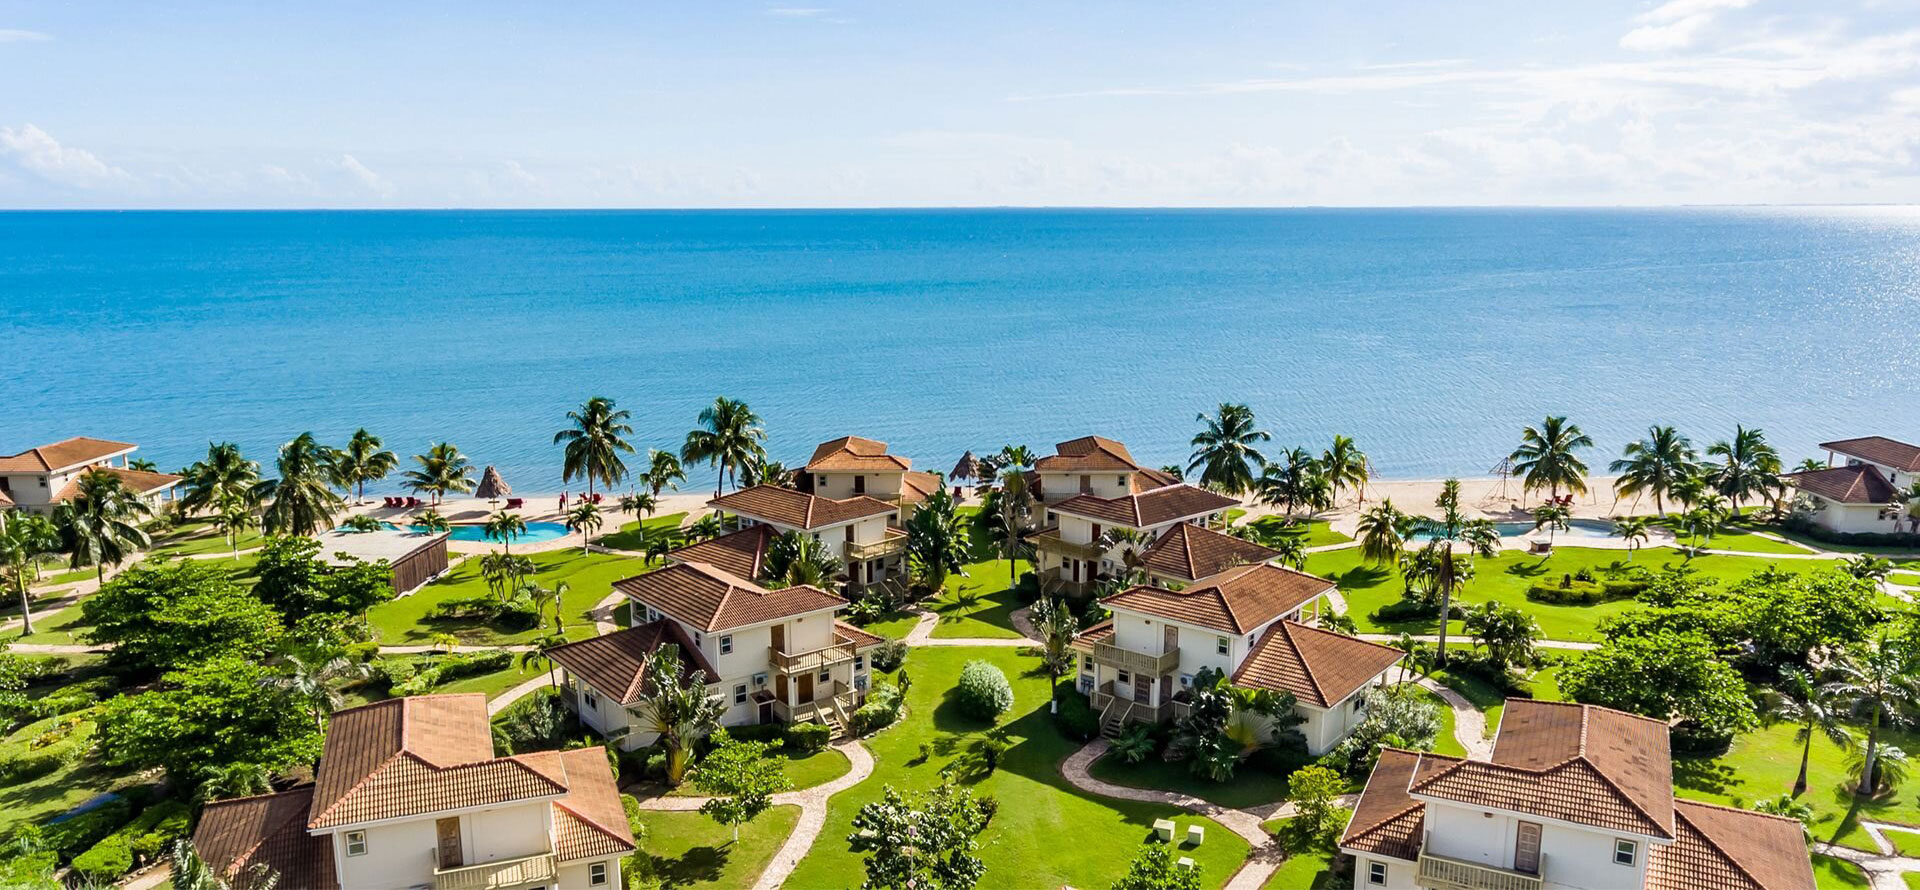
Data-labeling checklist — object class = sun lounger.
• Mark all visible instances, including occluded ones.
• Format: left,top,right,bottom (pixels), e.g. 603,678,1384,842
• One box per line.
506,498,524,509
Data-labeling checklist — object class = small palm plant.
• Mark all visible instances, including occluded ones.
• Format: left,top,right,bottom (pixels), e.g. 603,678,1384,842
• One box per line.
484,511,528,555
1531,502,1570,548
564,501,603,554
1612,516,1650,561
1112,723,1157,763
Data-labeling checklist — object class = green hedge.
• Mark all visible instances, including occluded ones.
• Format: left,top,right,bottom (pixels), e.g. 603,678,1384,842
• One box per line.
0,715,95,783
43,796,136,858
1053,691,1099,741
786,722,832,752
70,834,130,882
394,650,514,696
1525,577,1647,605
1782,515,1920,548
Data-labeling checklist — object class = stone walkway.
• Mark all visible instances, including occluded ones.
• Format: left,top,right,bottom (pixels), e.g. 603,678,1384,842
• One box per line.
900,606,1034,647
1416,677,1494,760
1818,822,1920,890
635,739,877,890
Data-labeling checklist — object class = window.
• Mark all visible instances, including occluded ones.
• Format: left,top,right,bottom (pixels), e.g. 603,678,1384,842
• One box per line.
733,684,748,705
1367,861,1387,885
1116,475,1126,487
345,831,367,857
1353,697,1365,713
818,669,830,683
719,635,733,655
1614,839,1637,866
1216,636,1229,655
590,863,608,886
816,475,828,488
1116,670,1131,685
854,655,865,670
1082,656,1094,672
693,632,704,648
583,689,599,710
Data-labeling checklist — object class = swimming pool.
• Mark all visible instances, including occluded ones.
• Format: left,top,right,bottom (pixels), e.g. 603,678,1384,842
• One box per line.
1408,518,1616,542
422,521,571,543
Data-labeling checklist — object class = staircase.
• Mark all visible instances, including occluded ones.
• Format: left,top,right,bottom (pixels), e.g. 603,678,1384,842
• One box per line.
1099,701,1133,739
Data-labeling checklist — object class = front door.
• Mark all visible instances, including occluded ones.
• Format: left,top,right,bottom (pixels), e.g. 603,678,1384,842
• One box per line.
798,672,814,704
1162,625,1178,655
435,817,463,869
1132,673,1151,703
776,674,789,705
771,624,786,655
759,701,774,724
1514,821,1542,874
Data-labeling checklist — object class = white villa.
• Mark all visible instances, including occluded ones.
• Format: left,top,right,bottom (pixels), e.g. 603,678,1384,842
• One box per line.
707,484,906,589
547,552,884,746
1787,436,1920,535
797,435,944,525
1029,435,1184,507
0,436,180,514
1074,562,1399,753
1340,699,1814,890
1025,438,1241,595
191,694,634,890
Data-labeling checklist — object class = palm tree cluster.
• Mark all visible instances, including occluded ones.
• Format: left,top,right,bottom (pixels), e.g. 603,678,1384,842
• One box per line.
1607,422,1787,516
1187,405,1373,516
554,396,637,496
681,397,766,497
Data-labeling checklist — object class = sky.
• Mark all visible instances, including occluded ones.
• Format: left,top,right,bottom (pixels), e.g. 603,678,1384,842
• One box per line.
2,0,1918,208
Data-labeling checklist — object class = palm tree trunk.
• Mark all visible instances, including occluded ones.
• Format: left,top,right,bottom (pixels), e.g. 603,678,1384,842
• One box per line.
1796,727,1813,795
16,577,33,635
1435,562,1453,667
1860,713,1882,796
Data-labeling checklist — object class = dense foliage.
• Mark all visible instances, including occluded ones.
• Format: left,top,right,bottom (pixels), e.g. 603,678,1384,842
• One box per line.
96,655,323,789
254,535,394,620
81,560,283,678
849,783,992,890
953,660,1014,721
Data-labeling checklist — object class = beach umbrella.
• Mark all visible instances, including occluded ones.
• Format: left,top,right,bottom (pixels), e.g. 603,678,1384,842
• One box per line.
474,465,511,506
951,450,981,483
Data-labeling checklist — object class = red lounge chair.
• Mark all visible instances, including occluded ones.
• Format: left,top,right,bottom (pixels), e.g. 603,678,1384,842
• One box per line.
506,498,524,509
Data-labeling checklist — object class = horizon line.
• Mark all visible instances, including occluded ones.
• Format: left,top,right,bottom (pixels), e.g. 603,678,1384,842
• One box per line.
2,202,1918,213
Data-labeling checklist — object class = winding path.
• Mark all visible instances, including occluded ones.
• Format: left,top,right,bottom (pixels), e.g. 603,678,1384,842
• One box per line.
1818,824,1920,890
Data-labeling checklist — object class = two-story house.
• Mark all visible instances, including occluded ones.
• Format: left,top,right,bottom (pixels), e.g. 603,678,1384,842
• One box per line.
707,484,905,588
796,436,944,525
549,559,885,746
0,436,181,515
1787,435,1920,535
1340,699,1815,890
1073,562,1400,752
191,694,634,890
1029,436,1182,508
1137,522,1283,587
1030,479,1240,594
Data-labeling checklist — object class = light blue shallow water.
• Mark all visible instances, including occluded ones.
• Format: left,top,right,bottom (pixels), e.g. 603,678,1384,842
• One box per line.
338,521,571,542
1408,519,1616,542
4,208,1918,492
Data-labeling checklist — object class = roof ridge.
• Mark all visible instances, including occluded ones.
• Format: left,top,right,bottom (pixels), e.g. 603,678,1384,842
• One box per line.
1556,757,1675,839
1673,797,1803,824
553,798,633,850
1671,802,1767,887
1280,622,1332,704
308,750,411,828
224,790,315,879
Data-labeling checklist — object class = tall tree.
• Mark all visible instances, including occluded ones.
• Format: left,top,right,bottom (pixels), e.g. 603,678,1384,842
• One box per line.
1320,435,1371,506
692,736,792,842
1030,595,1079,712
554,396,637,496
83,558,284,677
848,783,991,890
644,449,688,498
1255,448,1329,520
55,468,154,581
0,512,60,634
764,530,842,588
563,500,603,554
904,481,969,593
1612,516,1651,561
981,463,1035,589
1355,500,1408,567
330,428,397,504
262,651,372,732
631,644,725,785
1761,666,1852,795
1706,424,1782,512
483,510,528,555
1823,634,1920,796
1186,403,1269,495
1413,481,1501,665
1509,415,1594,501
680,397,767,497
97,654,322,792
255,433,344,536
402,442,476,505
179,442,261,515
1609,425,1697,515
1531,501,1571,547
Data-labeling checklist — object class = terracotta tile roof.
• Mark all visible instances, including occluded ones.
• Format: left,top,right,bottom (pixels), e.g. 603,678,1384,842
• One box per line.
1788,464,1900,505
1231,620,1402,707
1411,700,1676,838
0,488,11,506
1070,619,1115,653
1820,436,1920,473
1650,800,1816,890
545,620,720,705
1340,749,1460,861
0,437,137,473
193,786,338,890
1140,523,1280,582
48,466,183,503
307,694,567,829
1052,484,1239,528
613,561,846,632
1103,563,1333,634
1035,436,1146,472
805,436,912,471
552,747,638,861
1130,467,1183,493
709,485,896,529
833,619,887,650
899,470,943,505
668,525,777,579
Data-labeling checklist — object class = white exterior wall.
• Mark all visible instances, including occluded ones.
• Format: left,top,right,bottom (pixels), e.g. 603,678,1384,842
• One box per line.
1037,470,1137,502
1349,854,1419,889
809,471,905,501
1801,496,1900,535
326,801,565,890
1834,455,1915,490
558,857,623,889
1420,800,1657,890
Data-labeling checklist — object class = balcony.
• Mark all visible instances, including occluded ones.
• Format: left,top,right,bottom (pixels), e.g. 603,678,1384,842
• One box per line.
847,528,909,562
433,851,558,890
1416,852,1544,890
771,635,860,674
1090,640,1179,676
1029,528,1104,562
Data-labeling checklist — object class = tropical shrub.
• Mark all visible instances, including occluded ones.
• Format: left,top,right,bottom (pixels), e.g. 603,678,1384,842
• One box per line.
1526,577,1647,605
0,715,95,782
42,795,135,857
394,650,513,696
1054,691,1100,741
786,721,832,753
1318,685,1441,779
871,638,909,672
70,833,131,882
954,660,1014,721
853,701,897,735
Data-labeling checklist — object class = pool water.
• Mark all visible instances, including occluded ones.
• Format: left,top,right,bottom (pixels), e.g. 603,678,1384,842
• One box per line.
1408,518,1616,542
423,521,571,543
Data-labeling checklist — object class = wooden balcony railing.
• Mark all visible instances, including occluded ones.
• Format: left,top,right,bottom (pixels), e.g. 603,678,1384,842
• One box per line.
847,529,909,562
433,851,557,890
1415,852,1544,890
770,635,860,674
1090,640,1179,676
1030,531,1104,562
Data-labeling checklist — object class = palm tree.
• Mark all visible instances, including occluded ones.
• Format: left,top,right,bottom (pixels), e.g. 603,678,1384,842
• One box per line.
179,442,260,515
1509,416,1594,502
1095,527,1155,583
214,497,257,559
1609,426,1696,515
742,457,795,488
128,457,158,472
254,433,343,536
1705,424,1782,513
54,469,154,582
1187,403,1269,495
1795,458,1828,473
263,653,372,732
1413,481,1500,666
563,501,603,554
1031,596,1079,712
1531,502,1570,548
483,511,528,555
0,512,60,634
329,429,398,505
982,465,1035,587
1612,516,1650,561
1845,555,1894,583
1321,436,1370,506
764,530,842,588
644,535,674,565
644,449,687,499
904,482,969,593
630,644,725,785
619,492,658,522
402,442,475,506
1265,532,1307,571
680,397,766,497
415,508,451,535
1256,448,1329,520
1761,666,1852,795
1355,500,1407,567
1670,473,1710,512
684,513,724,543
1680,499,1727,556
521,632,570,687
554,396,637,497
1824,635,1920,796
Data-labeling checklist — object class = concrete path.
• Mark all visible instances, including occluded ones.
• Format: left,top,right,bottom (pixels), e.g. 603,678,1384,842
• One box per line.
635,739,877,890
119,862,171,890
590,591,625,635
487,672,556,715
1817,822,1920,890
900,606,1033,648
1355,633,1599,652
1416,677,1495,760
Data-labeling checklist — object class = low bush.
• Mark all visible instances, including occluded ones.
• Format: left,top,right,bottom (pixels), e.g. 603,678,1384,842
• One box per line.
1372,598,1463,623
0,851,57,887
870,638,909,673
70,833,130,882
1053,691,1100,741
786,722,832,753
0,715,95,783
1525,575,1646,605
724,723,789,746
852,701,897,735
1782,515,1920,548
954,660,1013,721
395,650,513,696
43,795,136,857
1012,571,1041,603
427,594,540,630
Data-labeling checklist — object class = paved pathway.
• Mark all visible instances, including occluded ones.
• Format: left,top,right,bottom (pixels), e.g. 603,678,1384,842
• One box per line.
900,606,1034,648
487,673,556,715
1818,822,1920,890
1416,677,1494,760
1355,632,1599,651
635,739,877,890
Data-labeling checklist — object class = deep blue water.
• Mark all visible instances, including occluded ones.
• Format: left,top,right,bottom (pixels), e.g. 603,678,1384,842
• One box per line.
4,208,1918,493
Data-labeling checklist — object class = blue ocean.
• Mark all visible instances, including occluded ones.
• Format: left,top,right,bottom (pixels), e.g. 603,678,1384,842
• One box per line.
3,208,1917,492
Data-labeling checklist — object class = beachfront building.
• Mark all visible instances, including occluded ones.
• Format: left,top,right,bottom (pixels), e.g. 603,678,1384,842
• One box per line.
549,559,885,746
1821,436,1920,489
1137,521,1283,587
707,484,904,589
1073,563,1397,752
1029,477,1240,595
314,527,452,596
0,437,180,515
191,694,634,890
1030,435,1183,510
797,435,944,525
1339,699,1815,890
1782,435,1920,536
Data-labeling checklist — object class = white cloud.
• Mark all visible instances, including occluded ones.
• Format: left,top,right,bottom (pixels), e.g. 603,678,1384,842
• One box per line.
0,124,127,187
1620,0,1757,51
333,154,393,197
0,28,50,43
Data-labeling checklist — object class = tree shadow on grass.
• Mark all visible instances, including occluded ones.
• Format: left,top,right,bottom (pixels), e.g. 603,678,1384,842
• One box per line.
1334,565,1391,589
647,844,731,890
1671,757,1739,797
1503,560,1551,580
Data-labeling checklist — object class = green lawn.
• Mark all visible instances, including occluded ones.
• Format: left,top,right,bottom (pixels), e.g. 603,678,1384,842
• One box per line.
1812,854,1870,889
1419,687,1468,758
1676,722,1920,852
669,746,851,796
596,512,689,551
783,647,1255,890
1649,516,1816,556
1885,827,1920,857
1087,747,1293,810
366,549,651,645
1760,523,1920,556
925,559,1029,640
1246,515,1352,548
1310,546,1845,642
148,521,266,557
1260,818,1339,890
858,609,922,640
13,601,94,645
633,804,801,890
0,715,141,842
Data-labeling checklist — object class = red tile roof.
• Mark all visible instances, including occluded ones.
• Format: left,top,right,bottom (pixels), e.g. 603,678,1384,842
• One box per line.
1340,749,1460,860
1140,523,1281,582
1052,484,1239,528
708,485,896,529
900,470,943,505
1102,563,1333,634
805,436,912,471
1788,464,1900,505
1820,436,1920,473
544,619,720,705
48,466,183,503
552,747,639,861
668,525,777,579
613,561,846,632
1035,436,1146,472
1231,620,1402,707
192,786,338,890
0,437,137,473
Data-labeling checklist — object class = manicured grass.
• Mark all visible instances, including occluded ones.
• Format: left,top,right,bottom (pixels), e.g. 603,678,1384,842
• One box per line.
596,512,689,551
669,746,851,796
0,715,140,842
148,521,265,557
1905,871,1920,890
1757,523,1920,556
366,549,652,645
1261,817,1339,890
1884,827,1920,857
633,804,802,890
1812,854,1871,889
30,565,96,589
784,647,1254,890
1311,546,1845,642
1247,515,1352,548
1675,722,1920,852
1420,687,1467,758
858,609,922,640
1087,749,1293,810
1649,516,1816,555
926,558,1029,640
13,601,94,645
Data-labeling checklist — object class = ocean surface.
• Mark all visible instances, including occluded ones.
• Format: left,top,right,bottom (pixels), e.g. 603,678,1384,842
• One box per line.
4,208,1918,494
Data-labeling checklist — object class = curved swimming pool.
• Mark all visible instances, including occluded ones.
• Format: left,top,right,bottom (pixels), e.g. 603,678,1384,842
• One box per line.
422,521,571,543
1408,518,1616,542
